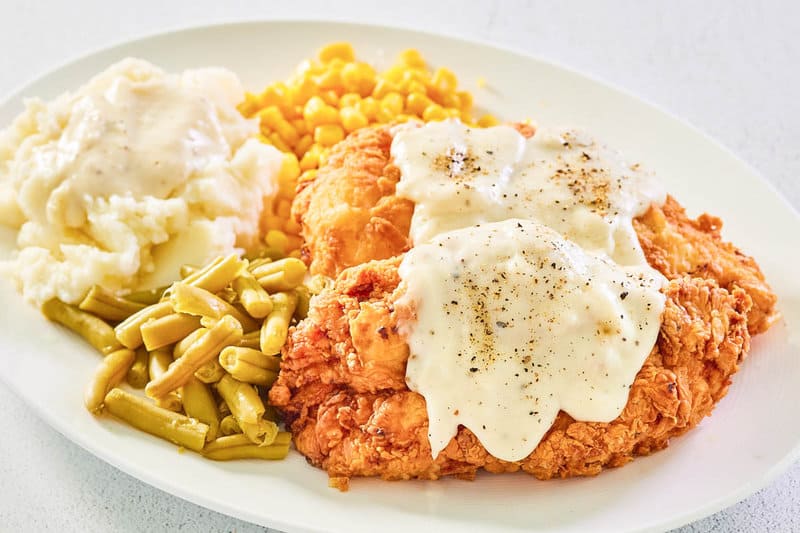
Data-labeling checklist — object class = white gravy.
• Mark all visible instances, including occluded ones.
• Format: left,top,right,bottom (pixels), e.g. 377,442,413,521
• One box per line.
392,120,666,462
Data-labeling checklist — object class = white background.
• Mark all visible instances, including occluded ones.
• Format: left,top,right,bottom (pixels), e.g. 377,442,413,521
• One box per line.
0,1,798,531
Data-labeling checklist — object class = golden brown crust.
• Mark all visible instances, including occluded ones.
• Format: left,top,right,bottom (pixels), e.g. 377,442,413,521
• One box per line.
270,258,753,480
274,125,778,483
634,197,778,334
292,126,413,278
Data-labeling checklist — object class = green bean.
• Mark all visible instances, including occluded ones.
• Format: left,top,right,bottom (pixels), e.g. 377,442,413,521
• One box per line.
259,291,297,355
219,415,241,436
251,257,304,277
216,288,238,304
255,261,307,293
140,313,201,351
215,375,278,446
42,298,122,355
84,349,136,413
232,273,273,319
147,348,183,412
114,301,173,349
181,253,246,294
124,286,168,306
145,316,242,399
78,285,146,322
170,283,258,332
246,257,272,271
125,347,150,389
180,377,220,441
203,442,290,461
220,360,277,387
103,389,209,452
221,346,281,371
219,346,279,387
204,432,291,453
238,330,261,350
172,328,208,359
194,359,227,384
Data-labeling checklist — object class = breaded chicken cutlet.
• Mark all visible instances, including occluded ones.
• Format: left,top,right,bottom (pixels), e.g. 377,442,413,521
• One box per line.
270,125,778,484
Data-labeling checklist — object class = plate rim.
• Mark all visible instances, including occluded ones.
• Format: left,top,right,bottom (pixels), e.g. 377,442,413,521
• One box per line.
0,17,798,533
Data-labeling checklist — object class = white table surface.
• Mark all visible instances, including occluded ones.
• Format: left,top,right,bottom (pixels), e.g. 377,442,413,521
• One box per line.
1,1,798,531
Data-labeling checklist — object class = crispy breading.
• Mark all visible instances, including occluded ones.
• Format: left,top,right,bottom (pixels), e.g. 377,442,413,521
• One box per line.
274,125,777,483
270,257,753,480
292,127,413,278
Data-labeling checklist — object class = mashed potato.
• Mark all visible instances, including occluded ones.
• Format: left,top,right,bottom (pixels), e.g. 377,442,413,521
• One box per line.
0,58,283,305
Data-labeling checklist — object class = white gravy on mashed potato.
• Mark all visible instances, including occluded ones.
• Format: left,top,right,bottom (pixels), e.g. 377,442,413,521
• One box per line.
0,58,283,305
392,120,667,462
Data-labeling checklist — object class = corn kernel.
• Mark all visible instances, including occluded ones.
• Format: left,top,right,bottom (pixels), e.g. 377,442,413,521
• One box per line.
432,67,458,92
399,49,426,69
340,107,369,132
357,97,379,120
294,134,314,158
259,85,287,107
303,96,340,127
279,153,301,181
288,249,303,259
372,79,399,99
339,92,361,108
383,65,405,84
318,42,355,63
341,63,377,96
406,92,433,115
314,124,345,147
316,69,342,91
320,90,339,106
406,80,427,96
291,119,308,136
477,114,500,127
268,132,291,152
299,148,319,171
265,229,290,254
440,93,460,109
292,77,318,106
457,90,473,111
375,107,395,123
422,104,447,121
381,93,403,115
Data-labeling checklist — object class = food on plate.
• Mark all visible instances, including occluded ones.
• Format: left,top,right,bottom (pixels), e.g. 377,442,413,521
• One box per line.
103,388,211,453
238,41,496,248
0,39,779,486
0,58,284,305
270,120,777,485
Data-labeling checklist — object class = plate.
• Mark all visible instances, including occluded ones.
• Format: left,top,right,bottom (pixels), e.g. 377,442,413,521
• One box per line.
1,20,799,533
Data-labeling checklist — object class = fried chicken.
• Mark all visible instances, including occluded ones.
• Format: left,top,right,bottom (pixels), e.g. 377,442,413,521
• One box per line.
293,126,776,334
273,125,778,482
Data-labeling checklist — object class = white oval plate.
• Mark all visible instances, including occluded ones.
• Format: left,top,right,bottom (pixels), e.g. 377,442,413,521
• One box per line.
1,20,798,533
